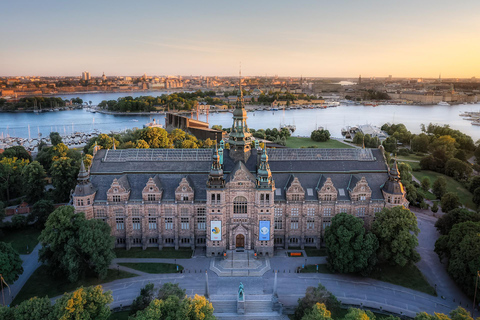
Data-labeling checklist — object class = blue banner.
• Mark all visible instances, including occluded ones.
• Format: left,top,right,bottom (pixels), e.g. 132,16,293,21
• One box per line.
259,221,270,241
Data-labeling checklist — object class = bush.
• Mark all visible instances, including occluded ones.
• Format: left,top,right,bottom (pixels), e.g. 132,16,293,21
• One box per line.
397,148,410,156
11,215,27,229
311,129,331,142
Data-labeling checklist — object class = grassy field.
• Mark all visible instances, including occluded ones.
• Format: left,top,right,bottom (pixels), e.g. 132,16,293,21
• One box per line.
286,137,353,149
304,247,328,257
108,311,130,320
300,264,333,274
12,266,137,305
370,263,436,296
118,262,184,273
396,154,425,162
114,247,192,259
413,170,475,209
417,188,437,201
1,227,41,254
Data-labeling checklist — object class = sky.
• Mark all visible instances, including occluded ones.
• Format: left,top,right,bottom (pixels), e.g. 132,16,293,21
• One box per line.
1,0,479,78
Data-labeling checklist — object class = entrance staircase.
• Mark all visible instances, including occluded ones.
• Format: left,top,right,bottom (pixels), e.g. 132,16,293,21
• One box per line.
209,250,271,277
210,294,286,320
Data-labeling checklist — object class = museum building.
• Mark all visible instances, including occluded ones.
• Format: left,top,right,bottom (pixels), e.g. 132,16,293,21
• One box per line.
72,86,408,256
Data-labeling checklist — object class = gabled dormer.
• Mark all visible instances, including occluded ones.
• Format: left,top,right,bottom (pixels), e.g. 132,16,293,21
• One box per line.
107,175,130,203
348,176,371,201
175,176,194,202
286,176,305,202
318,177,337,201
142,175,163,201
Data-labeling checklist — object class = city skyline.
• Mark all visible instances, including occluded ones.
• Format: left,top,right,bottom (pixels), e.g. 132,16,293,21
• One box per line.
1,0,479,78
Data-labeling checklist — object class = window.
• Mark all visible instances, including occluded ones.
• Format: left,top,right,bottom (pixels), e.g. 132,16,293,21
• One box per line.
164,238,174,244
112,195,121,202
116,238,125,245
307,217,315,229
290,217,299,229
132,208,140,216
291,194,300,201
322,220,331,230
165,217,173,230
180,238,190,244
148,217,157,230
291,208,299,216
181,217,189,230
181,195,189,201
289,237,299,244
148,208,156,216
274,237,283,245
197,237,206,244
149,238,158,244
305,237,315,244
165,208,174,215
274,214,283,230
147,194,156,201
197,208,206,230
373,207,382,213
307,208,315,215
233,196,247,214
116,218,124,230
211,193,221,204
95,209,106,219
132,217,141,230
114,208,124,216
324,194,332,201
260,193,270,205
356,207,366,217
132,238,141,245
77,199,84,206
87,198,91,205
323,208,332,216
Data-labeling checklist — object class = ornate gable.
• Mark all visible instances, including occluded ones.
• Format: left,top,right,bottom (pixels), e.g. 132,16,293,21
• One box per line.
286,177,305,201
142,177,163,201
175,177,194,201
349,176,372,201
226,162,256,189
107,177,130,202
318,177,337,201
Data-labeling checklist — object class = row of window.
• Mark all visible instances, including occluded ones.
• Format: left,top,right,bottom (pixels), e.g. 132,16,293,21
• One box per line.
115,217,205,231
116,237,206,245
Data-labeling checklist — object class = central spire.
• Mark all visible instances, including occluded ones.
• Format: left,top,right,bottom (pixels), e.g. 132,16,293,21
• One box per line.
228,66,252,163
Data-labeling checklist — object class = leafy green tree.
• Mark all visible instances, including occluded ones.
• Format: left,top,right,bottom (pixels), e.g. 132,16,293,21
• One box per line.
432,177,447,199
0,157,29,201
449,307,473,320
133,297,181,320
0,146,32,162
435,222,480,297
468,176,480,193
39,206,115,282
372,207,420,266
294,284,340,320
325,213,378,275
344,308,375,320
411,133,430,153
431,201,439,213
473,187,480,208
22,161,46,203
157,282,186,300
435,208,480,235
311,129,330,142
131,283,156,316
50,157,79,203
440,192,461,213
11,214,27,229
0,306,14,320
28,199,55,228
139,127,171,148
397,162,412,182
421,177,431,192
179,294,216,320
51,286,113,320
13,296,53,320
0,241,23,283
49,132,63,146
51,143,68,161
445,158,472,180
133,295,215,320
301,303,332,320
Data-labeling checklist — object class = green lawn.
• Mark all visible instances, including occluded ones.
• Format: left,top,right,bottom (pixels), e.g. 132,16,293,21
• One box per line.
370,264,436,296
286,137,353,149
413,170,475,209
118,262,184,273
108,311,130,320
304,247,328,257
1,227,41,254
12,265,137,305
396,154,424,162
416,188,437,201
398,160,421,171
300,264,333,274
114,247,192,259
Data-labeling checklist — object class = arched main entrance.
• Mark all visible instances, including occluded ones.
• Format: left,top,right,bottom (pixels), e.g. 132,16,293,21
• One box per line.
236,234,245,248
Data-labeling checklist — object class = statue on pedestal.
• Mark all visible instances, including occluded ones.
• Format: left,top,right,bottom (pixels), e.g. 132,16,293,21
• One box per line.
238,282,244,300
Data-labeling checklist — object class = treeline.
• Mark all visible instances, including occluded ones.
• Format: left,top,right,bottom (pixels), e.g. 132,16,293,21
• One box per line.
0,97,71,111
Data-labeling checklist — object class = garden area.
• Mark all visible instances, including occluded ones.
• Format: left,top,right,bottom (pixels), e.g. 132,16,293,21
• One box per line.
114,247,193,259
286,137,352,149
118,262,184,274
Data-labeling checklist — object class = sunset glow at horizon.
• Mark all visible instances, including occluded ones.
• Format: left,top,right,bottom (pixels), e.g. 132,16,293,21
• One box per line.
1,0,479,78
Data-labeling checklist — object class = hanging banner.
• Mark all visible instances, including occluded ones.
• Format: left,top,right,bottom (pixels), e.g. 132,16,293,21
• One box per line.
259,221,270,241
211,221,222,241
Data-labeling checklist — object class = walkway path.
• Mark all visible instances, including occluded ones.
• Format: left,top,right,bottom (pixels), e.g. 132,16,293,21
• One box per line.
5,243,42,305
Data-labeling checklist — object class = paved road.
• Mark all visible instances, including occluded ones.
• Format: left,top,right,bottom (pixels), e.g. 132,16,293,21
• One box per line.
5,243,42,305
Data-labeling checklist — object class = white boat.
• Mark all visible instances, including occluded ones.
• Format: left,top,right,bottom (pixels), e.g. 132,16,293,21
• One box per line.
438,101,450,106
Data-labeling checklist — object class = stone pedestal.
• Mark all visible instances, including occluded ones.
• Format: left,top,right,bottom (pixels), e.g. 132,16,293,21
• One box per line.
237,295,245,314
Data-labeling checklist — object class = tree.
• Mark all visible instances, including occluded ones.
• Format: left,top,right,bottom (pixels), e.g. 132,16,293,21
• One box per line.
397,162,412,182
203,138,215,148
49,132,63,146
311,129,330,142
179,294,215,320
431,201,439,213
440,192,461,213
51,286,113,320
136,139,150,149
325,213,378,275
131,283,156,316
0,157,29,202
449,307,473,320
445,158,472,180
39,206,115,282
434,208,480,235
28,199,55,228
157,282,186,300
435,222,480,297
13,296,53,320
0,146,32,162
432,177,447,199
294,284,339,320
344,308,376,320
372,207,420,266
139,127,170,148
83,154,93,168
133,297,181,320
473,187,480,207
301,303,332,320
0,241,23,283
0,306,14,320
133,295,215,320
468,176,480,193
411,133,430,153
50,157,79,203
22,161,46,203
421,177,431,192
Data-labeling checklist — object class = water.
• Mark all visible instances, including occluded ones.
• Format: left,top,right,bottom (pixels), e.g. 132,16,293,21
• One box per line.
1,100,480,141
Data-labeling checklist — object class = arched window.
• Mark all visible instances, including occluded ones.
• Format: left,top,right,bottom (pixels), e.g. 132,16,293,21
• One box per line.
233,196,248,214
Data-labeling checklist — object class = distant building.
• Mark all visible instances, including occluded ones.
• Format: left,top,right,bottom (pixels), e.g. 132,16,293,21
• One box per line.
82,71,91,81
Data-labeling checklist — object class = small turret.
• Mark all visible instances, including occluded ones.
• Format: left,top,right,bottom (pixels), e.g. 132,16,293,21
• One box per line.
256,148,274,189
74,160,96,197
207,145,225,188
381,160,408,207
